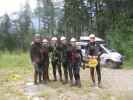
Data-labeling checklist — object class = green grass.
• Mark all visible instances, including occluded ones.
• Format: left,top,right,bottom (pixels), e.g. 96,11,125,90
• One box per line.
0,51,31,68
0,51,32,100
123,58,133,69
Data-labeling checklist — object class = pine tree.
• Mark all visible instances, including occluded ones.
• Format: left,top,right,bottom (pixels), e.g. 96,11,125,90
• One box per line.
63,0,89,38
18,2,31,50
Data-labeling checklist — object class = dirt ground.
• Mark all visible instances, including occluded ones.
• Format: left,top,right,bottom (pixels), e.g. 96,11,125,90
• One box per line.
0,67,133,100
15,67,133,100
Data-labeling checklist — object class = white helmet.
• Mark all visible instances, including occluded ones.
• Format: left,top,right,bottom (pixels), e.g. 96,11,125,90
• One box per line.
89,34,95,42
89,34,95,38
70,37,77,46
34,33,41,43
51,37,57,41
35,33,40,37
60,36,66,41
42,39,48,43
70,37,77,42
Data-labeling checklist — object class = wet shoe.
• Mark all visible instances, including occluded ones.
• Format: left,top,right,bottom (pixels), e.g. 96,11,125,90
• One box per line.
60,78,63,82
34,81,38,85
77,80,81,88
53,79,57,81
77,84,81,88
90,83,96,87
62,80,68,84
98,83,102,88
70,80,74,86
42,80,47,84
74,80,78,86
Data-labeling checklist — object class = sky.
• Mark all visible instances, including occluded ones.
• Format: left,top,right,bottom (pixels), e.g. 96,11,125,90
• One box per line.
0,0,37,16
0,0,64,16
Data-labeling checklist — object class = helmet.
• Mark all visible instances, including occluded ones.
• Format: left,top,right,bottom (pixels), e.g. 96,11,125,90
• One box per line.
51,37,57,41
89,34,95,42
70,37,77,42
60,36,67,44
35,33,40,37
42,38,48,46
70,37,77,46
89,34,95,38
34,33,41,43
51,37,57,46
42,38,48,43
60,36,66,41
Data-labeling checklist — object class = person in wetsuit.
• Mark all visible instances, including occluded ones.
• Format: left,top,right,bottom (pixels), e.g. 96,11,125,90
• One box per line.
50,37,62,81
69,37,82,87
30,34,42,84
86,34,103,88
41,38,50,83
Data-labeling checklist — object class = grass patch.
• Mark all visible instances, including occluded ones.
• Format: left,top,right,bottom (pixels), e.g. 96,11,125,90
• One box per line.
0,51,32,76
0,51,31,68
0,51,32,99
123,58,133,69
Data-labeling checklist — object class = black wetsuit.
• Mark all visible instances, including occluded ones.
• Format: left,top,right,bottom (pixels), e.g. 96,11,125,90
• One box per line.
51,45,62,81
30,42,42,83
69,46,82,86
87,42,103,85
41,45,49,81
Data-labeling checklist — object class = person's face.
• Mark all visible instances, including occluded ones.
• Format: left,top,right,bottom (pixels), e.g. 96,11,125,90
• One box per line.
34,37,41,43
71,41,76,47
62,39,67,44
90,37,95,43
51,40,57,46
42,42,48,47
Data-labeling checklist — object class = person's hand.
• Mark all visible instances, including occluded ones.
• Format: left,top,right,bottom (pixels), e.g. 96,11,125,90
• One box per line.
81,63,85,70
83,64,85,70
32,62,36,66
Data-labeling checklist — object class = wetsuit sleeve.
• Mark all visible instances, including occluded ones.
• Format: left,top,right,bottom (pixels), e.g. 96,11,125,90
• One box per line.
30,45,35,62
79,49,83,62
49,46,53,52
97,44,103,56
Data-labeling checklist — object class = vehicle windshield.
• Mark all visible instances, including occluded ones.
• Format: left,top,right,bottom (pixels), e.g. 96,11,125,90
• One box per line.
102,44,116,52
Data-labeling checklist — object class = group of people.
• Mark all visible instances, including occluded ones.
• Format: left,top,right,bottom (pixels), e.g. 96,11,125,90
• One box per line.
30,34,102,88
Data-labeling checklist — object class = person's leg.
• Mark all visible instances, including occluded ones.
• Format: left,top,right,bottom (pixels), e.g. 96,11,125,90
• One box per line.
43,67,45,81
68,63,73,86
52,61,57,81
43,65,47,82
63,62,68,84
34,70,38,84
46,64,50,81
57,62,62,81
46,59,50,81
76,63,81,87
90,67,96,86
96,63,102,87
73,65,78,85
39,71,42,83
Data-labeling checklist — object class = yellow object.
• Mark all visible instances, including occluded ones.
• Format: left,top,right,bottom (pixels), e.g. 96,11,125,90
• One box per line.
8,74,22,81
85,58,98,68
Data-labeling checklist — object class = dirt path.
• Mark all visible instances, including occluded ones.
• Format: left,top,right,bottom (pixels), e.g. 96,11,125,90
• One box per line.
18,68,133,100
